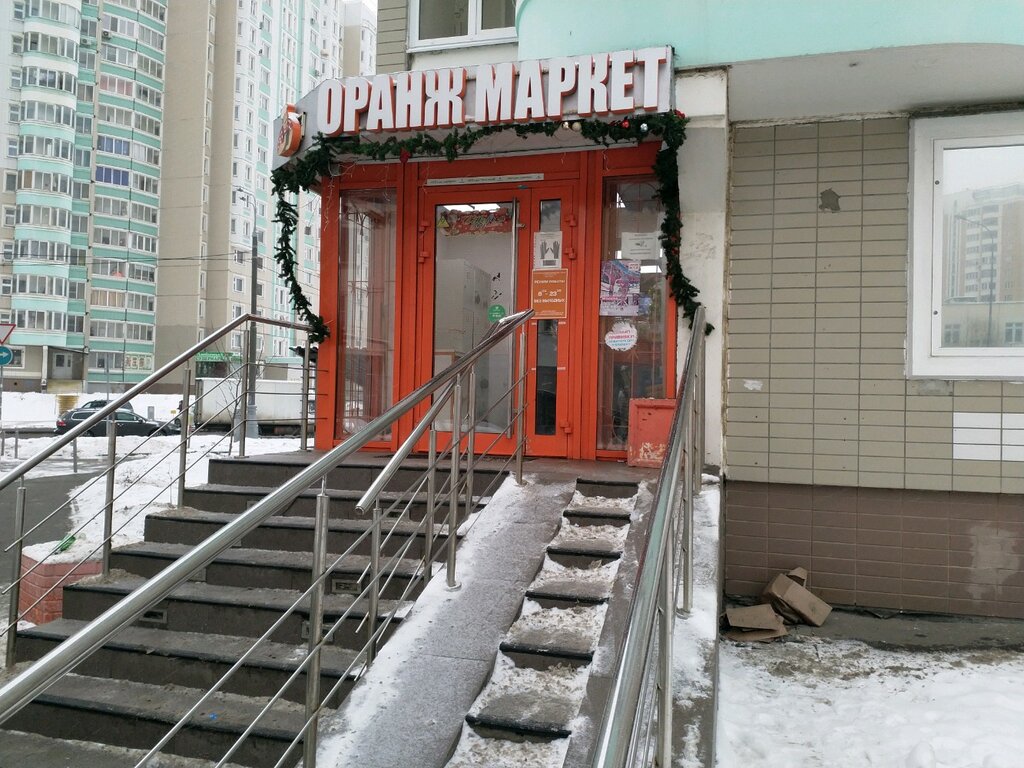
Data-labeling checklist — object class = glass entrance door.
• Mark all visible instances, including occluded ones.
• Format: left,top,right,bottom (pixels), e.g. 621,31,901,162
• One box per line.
419,184,578,458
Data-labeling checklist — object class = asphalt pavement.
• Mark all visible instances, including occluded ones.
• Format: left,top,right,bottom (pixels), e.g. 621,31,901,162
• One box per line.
0,465,103,588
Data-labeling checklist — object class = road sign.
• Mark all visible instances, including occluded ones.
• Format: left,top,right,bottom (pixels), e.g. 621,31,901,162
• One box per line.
0,323,13,345
0,346,12,366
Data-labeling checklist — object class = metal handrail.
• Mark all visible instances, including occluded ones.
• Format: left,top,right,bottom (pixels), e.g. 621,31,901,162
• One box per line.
591,305,706,768
0,313,313,495
0,307,534,725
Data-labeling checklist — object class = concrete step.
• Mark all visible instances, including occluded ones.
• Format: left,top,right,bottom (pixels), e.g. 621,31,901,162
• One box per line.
182,483,478,523
3,674,311,768
111,541,427,601
61,575,412,650
562,505,632,526
206,454,506,495
574,478,639,499
498,602,607,668
144,507,456,562
16,619,359,704
0,729,248,768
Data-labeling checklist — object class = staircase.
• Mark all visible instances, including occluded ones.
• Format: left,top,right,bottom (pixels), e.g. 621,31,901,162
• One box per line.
1,453,502,768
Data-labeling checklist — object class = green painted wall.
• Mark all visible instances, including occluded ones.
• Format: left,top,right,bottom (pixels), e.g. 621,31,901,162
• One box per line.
516,0,1024,65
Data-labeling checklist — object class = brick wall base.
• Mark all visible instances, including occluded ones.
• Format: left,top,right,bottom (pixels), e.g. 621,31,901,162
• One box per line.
17,554,102,625
724,480,1024,619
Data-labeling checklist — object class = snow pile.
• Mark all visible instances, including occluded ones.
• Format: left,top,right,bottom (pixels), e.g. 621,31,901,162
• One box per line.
508,599,608,651
470,652,591,713
566,488,637,511
716,637,1024,767
447,726,568,768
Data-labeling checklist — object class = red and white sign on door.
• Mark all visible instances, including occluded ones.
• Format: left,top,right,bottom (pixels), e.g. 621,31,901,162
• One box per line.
0,323,14,344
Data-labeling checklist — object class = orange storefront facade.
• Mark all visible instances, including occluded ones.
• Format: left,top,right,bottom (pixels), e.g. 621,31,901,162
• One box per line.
275,48,682,460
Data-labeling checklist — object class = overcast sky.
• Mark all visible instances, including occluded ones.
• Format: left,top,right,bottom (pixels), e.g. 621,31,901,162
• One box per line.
944,145,1024,194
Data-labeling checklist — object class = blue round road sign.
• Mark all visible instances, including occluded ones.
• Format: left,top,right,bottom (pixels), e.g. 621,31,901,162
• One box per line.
0,346,13,366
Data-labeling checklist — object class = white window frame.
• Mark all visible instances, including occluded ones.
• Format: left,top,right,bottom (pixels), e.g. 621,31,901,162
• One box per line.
910,111,1024,378
408,0,516,52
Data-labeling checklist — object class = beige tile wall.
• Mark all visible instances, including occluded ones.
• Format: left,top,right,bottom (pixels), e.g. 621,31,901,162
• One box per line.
726,118,1024,495
724,119,1024,618
376,0,409,74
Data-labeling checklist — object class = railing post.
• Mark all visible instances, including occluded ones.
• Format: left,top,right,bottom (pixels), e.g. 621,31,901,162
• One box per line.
238,354,249,459
300,335,312,451
657,544,675,768
102,414,117,576
425,423,437,582
177,366,192,507
4,484,27,668
681,408,695,615
447,374,462,590
515,326,527,485
304,481,330,768
367,500,381,662
72,437,78,473
13,428,18,459
464,366,477,523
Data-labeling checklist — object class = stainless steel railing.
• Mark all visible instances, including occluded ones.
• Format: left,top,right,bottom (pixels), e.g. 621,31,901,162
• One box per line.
591,305,707,768
0,307,533,768
1,314,316,669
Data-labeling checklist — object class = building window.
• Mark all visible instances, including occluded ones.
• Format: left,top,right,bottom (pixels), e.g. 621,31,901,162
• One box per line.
910,111,1024,378
232,276,244,293
1007,322,1024,345
410,0,516,49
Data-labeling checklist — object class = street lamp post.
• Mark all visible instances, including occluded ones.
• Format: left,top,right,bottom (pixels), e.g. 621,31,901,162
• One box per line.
235,188,259,440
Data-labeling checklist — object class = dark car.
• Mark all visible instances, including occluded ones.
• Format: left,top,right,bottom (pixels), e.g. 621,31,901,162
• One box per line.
79,399,134,413
55,408,179,437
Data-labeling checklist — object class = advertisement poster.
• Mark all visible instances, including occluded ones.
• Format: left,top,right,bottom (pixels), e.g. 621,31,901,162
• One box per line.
533,231,563,269
436,207,513,236
599,260,641,316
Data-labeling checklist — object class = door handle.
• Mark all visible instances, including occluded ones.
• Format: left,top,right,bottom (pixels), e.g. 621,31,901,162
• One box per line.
560,419,573,435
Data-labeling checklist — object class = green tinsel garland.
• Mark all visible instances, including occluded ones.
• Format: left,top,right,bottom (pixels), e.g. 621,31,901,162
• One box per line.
271,110,711,343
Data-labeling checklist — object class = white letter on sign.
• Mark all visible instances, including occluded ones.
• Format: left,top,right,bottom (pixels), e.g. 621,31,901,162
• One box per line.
546,58,577,120
475,63,515,124
366,75,396,131
513,59,545,121
342,77,371,132
316,79,343,136
395,71,424,130
577,53,609,116
424,69,467,128
608,50,635,114
635,47,669,110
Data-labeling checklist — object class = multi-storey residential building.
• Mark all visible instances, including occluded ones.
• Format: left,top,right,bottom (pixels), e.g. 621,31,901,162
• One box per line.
342,0,375,77
156,0,342,376
0,0,167,392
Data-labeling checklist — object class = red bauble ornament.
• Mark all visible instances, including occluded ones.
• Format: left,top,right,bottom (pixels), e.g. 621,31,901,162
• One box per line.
621,119,630,129
399,148,411,164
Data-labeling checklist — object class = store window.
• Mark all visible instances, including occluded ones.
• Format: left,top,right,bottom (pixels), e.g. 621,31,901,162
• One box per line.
337,189,397,439
596,179,670,451
910,112,1024,377
411,0,515,49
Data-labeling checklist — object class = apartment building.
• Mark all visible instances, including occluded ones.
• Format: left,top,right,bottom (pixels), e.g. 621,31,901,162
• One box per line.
0,0,167,392
156,0,343,376
342,0,376,77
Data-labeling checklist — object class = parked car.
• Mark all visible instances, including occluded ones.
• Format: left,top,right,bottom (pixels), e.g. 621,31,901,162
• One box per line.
79,399,134,413
55,408,179,437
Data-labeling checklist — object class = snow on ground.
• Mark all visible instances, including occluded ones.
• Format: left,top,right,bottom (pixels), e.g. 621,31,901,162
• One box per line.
716,638,1024,768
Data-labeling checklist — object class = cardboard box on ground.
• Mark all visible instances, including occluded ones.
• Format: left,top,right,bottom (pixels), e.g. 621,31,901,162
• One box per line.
723,567,832,642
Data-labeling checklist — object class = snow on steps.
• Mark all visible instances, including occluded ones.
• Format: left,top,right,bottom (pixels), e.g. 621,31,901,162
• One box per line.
444,481,642,768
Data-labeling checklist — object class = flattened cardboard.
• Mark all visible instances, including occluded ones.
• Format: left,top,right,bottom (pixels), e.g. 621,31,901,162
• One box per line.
763,573,832,627
726,604,784,631
723,626,788,643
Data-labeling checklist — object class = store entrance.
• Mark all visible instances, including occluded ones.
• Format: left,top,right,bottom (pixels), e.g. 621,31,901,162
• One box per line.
417,183,579,458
